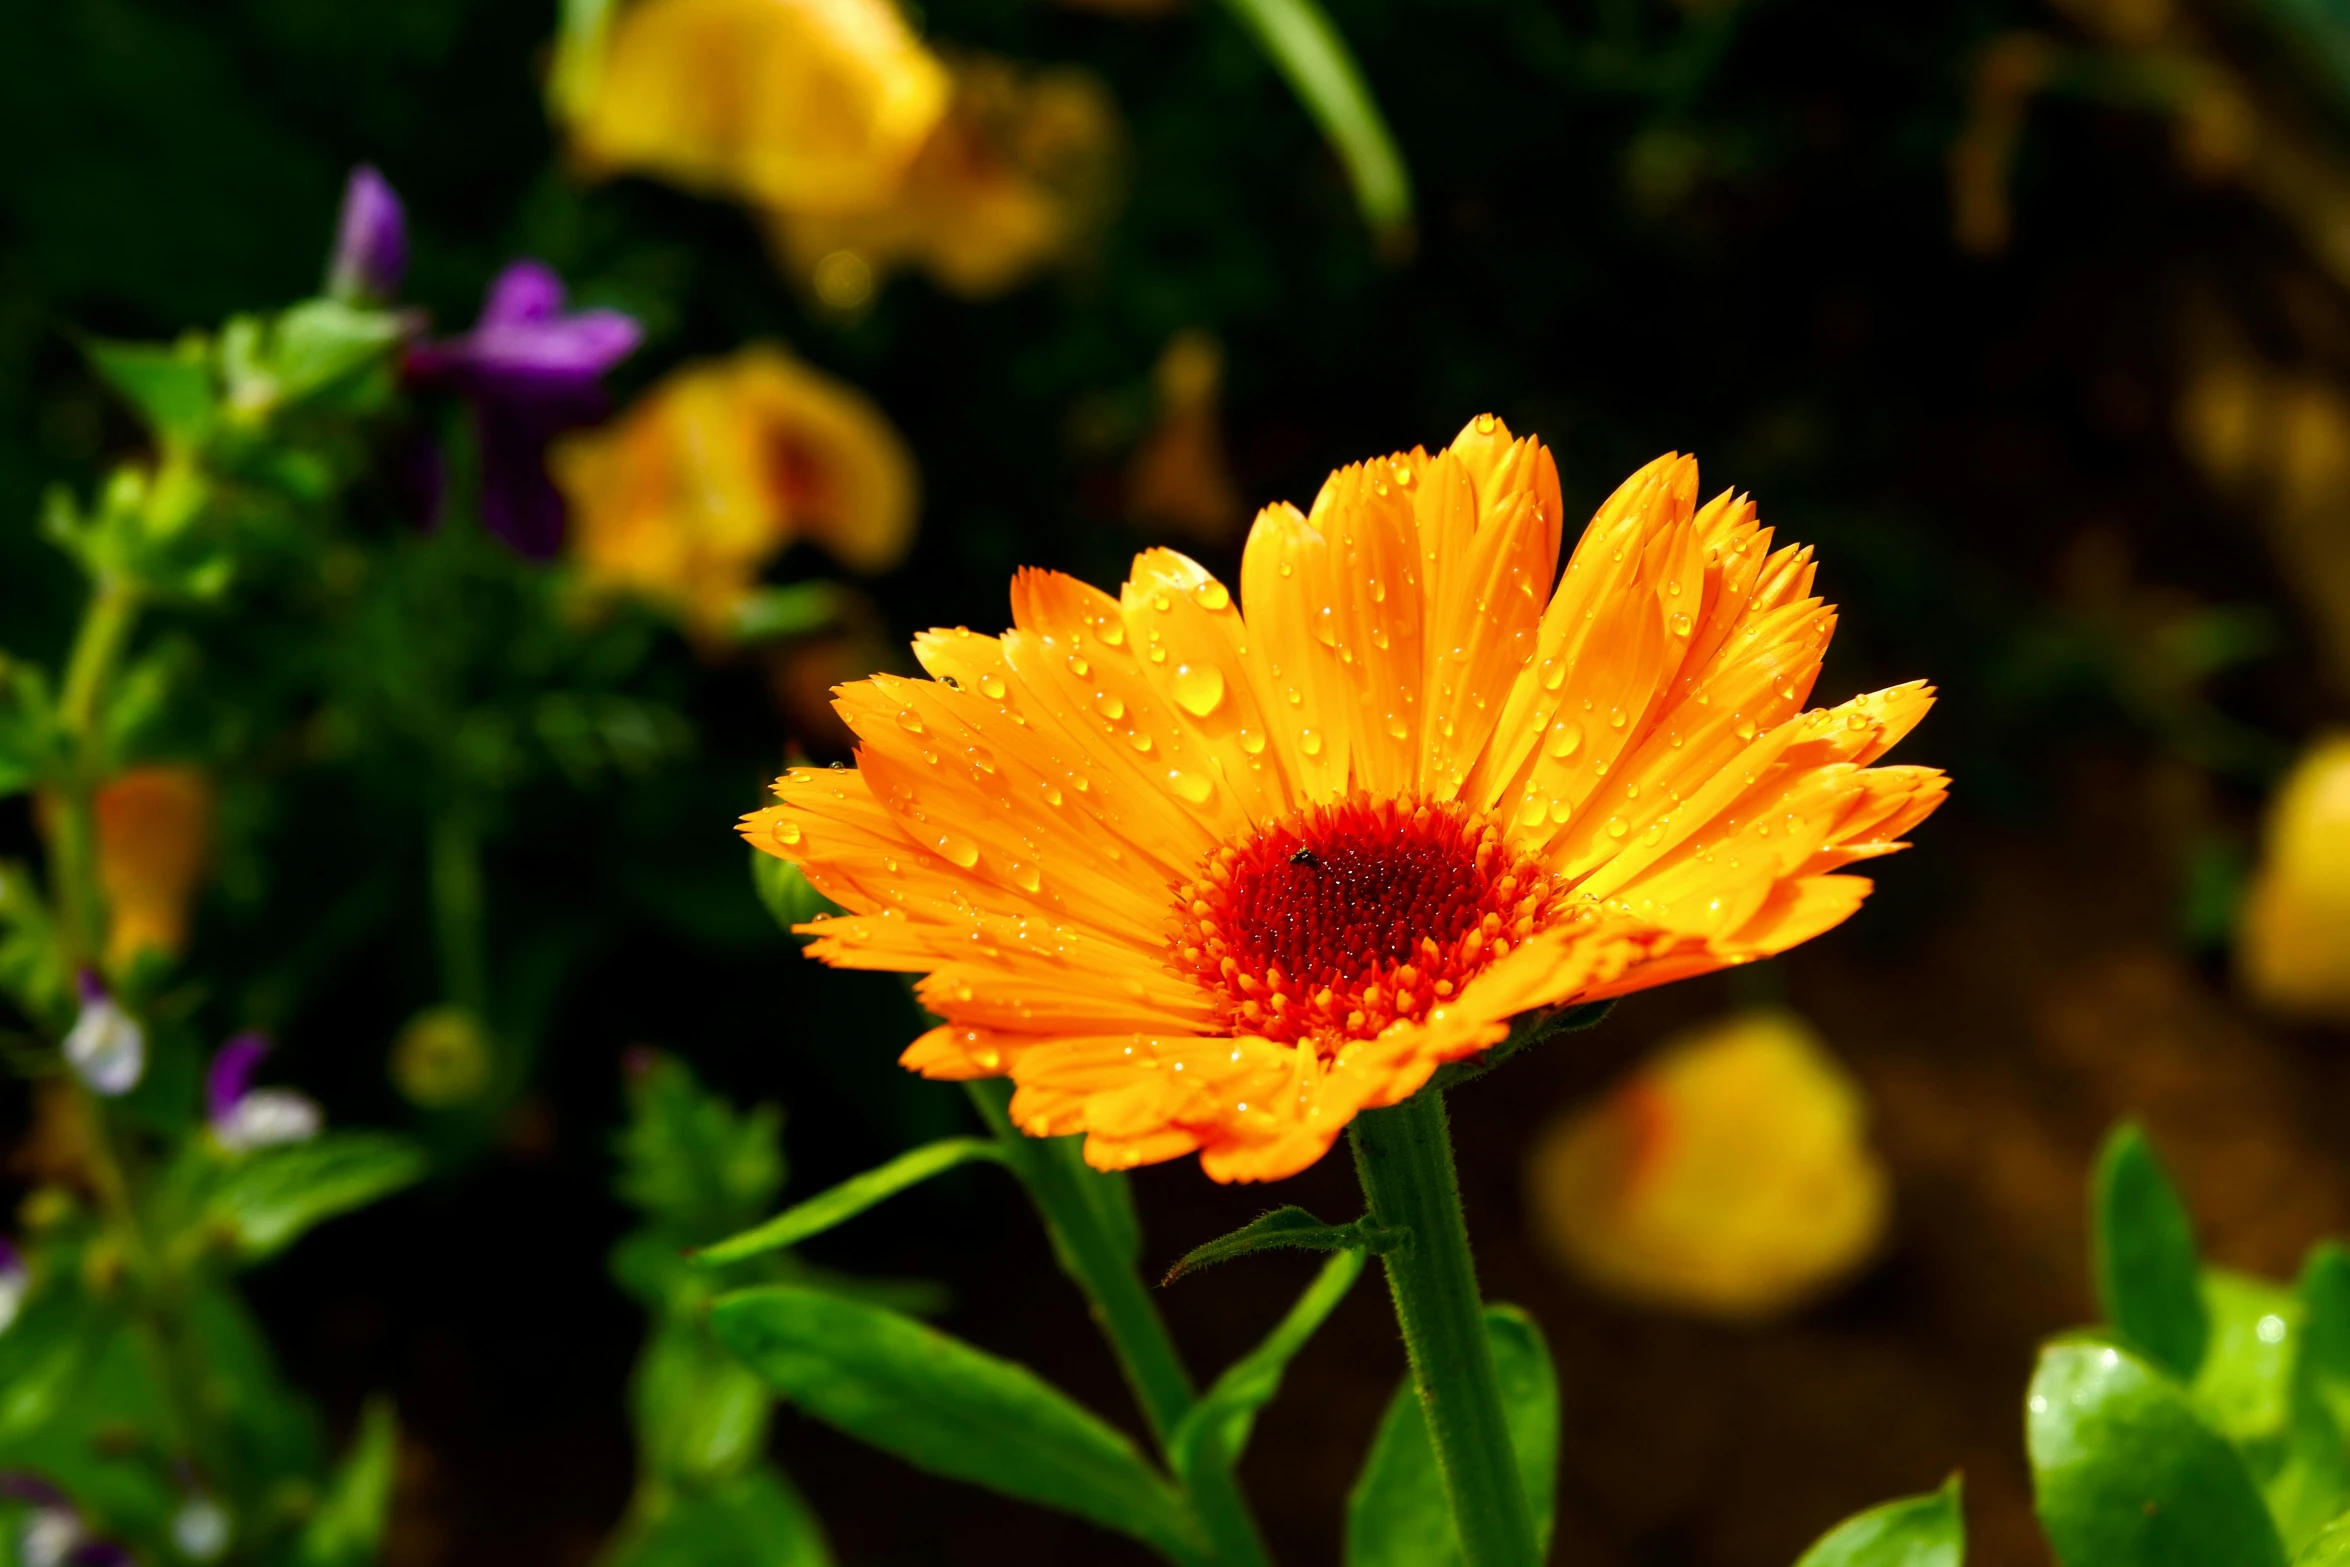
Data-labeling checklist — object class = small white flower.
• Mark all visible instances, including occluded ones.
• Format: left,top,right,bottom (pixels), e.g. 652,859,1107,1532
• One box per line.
170,1495,230,1562
64,993,145,1097
20,1509,81,1567
213,1090,323,1152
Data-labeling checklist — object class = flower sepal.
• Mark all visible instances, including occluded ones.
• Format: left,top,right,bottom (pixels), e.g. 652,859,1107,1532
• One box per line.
1160,1205,1408,1285
1429,998,1616,1094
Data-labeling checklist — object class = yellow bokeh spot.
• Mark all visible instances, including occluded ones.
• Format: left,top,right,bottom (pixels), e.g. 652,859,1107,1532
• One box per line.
391,1007,494,1109
1523,1008,1890,1320
2239,735,2350,1021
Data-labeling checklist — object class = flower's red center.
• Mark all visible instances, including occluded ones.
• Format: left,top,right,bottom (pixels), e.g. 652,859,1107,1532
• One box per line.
1169,797,1563,1049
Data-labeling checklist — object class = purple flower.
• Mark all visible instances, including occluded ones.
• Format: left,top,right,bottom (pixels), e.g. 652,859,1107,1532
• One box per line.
206,1033,322,1153
327,166,407,306
407,262,641,559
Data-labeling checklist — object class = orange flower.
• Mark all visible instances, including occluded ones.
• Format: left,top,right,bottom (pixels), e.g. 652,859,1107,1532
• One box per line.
743,418,1946,1182
552,345,918,636
94,766,212,969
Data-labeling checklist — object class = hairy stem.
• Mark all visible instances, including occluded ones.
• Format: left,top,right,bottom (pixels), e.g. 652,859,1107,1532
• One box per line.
1350,1088,1537,1567
964,1081,1270,1567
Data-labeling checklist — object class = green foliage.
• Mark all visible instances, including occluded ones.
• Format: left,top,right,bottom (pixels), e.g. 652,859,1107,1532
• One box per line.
695,1136,1005,1266
1170,1250,1364,1483
712,1285,1205,1561
2093,1123,2211,1380
202,1132,427,1261
1344,1306,1559,1567
616,1052,786,1251
1793,1478,1965,1567
2029,1335,2286,1567
607,1470,833,1567
297,1401,399,1567
1162,1205,1406,1284
748,852,844,941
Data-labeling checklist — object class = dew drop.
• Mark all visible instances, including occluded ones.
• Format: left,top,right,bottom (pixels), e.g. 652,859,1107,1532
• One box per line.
774,820,803,846
1193,581,1231,612
1238,729,1267,755
1095,693,1127,721
1149,647,1168,664
1520,797,1548,829
1386,714,1410,740
1041,782,1064,806
1279,561,1294,578
1546,721,1583,760
1549,798,1573,824
1010,863,1042,893
1300,729,1325,757
1606,817,1629,839
1068,654,1091,678
1608,706,1627,730
1153,593,1172,613
978,673,1008,700
1475,413,1497,433
1172,663,1226,717
937,834,981,869
1128,731,1154,753
1847,710,1870,731
1670,612,1691,638
969,745,996,773
1168,769,1214,805
1734,716,1757,741
896,709,925,734
1542,662,1566,692
1097,620,1126,647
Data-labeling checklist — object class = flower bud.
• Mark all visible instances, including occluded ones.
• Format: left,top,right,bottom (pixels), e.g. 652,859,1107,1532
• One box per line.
391,1007,493,1108
326,165,407,305
62,977,144,1098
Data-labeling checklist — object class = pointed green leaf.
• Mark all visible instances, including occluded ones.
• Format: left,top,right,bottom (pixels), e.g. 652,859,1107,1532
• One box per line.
609,1469,833,1567
711,1287,1202,1559
1171,1250,1363,1482
2300,1243,2350,1435
696,1137,1005,1265
635,1316,774,1486
2093,1123,2209,1379
1163,1206,1396,1284
2028,1335,2285,1567
1213,0,1412,245
206,1134,426,1261
1344,1306,1558,1567
617,1052,786,1246
750,851,843,940
1793,1476,1964,1567
82,336,217,447
297,1399,398,1567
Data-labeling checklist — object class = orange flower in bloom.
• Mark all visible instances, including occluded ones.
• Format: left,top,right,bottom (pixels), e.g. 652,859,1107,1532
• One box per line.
742,418,1947,1182
552,345,918,636
93,766,213,969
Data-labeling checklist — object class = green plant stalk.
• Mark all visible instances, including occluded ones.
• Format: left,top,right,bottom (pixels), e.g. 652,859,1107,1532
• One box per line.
1350,1088,1538,1567
964,1081,1270,1567
51,573,141,969
427,803,489,1019
1216,0,1414,245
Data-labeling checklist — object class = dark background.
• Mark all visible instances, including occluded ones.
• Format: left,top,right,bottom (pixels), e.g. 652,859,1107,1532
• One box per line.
8,0,2350,1561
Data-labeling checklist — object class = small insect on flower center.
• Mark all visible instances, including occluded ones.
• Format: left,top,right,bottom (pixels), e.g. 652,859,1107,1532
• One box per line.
1168,797,1564,1049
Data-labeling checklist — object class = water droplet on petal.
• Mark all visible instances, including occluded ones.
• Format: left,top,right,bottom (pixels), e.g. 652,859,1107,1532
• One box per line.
1542,662,1566,692
1095,693,1127,721
1097,620,1126,646
1606,817,1628,839
938,834,980,869
1193,581,1231,612
1153,593,1172,612
1300,729,1324,757
1386,714,1409,740
978,673,1008,700
1168,769,1213,804
1546,722,1583,760
1010,863,1041,893
896,709,924,734
1549,798,1573,824
774,820,803,846
969,745,996,773
1128,731,1154,753
1239,728,1266,755
1608,706,1627,729
1041,782,1063,806
1068,654,1091,677
1172,664,1226,716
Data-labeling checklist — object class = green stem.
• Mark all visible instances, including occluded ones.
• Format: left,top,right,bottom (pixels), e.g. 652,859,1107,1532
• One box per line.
428,804,489,1018
964,1081,1270,1567
52,575,141,969
1350,1089,1537,1567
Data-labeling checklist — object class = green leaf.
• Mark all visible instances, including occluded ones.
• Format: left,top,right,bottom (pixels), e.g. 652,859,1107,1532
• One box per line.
2093,1123,2209,1379
696,1138,1006,1266
618,1052,787,1246
1793,1476,1965,1567
2028,1335,2286,1567
298,1399,398,1567
2197,1266,2350,1553
750,852,847,941
608,1469,833,1567
2297,1510,2350,1565
2300,1243,2350,1435
0,1283,99,1439
82,335,217,447
635,1316,774,1486
1345,1306,1559,1567
205,1133,426,1261
711,1286,1201,1559
1170,1250,1364,1482
1212,0,1413,245
1163,1206,1404,1284
266,300,404,409
731,583,851,642
0,661,60,799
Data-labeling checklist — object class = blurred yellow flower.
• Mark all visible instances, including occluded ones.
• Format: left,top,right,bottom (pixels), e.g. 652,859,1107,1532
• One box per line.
1524,1009,1890,1320
769,59,1121,299
567,0,950,213
93,766,212,970
2239,737,2350,1021
1126,330,1245,546
552,345,918,636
